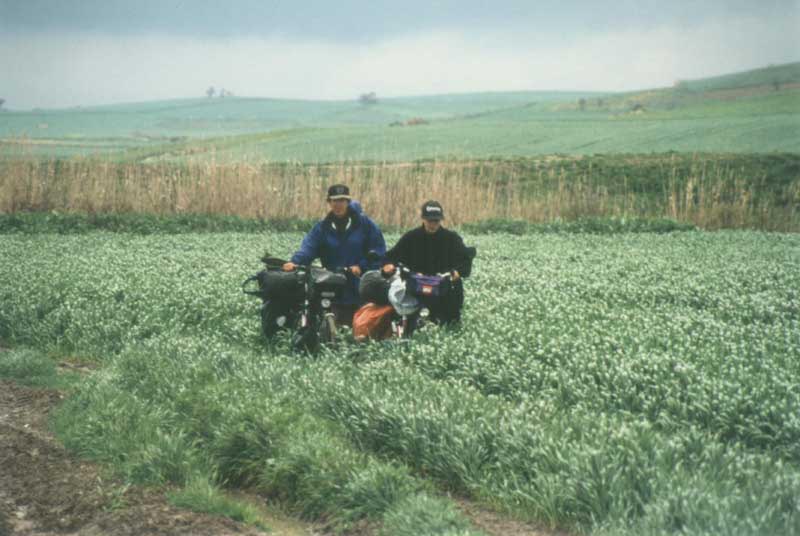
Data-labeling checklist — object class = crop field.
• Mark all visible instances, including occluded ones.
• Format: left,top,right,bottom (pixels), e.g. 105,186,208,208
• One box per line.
130,107,800,164
2,62,798,161
1,229,798,535
0,91,597,140
4,94,798,162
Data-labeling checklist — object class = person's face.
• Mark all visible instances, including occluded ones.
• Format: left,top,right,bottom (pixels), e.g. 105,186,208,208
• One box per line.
422,218,442,234
328,198,349,217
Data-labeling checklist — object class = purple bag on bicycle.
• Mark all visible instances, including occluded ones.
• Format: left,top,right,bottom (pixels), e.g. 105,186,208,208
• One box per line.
406,274,450,298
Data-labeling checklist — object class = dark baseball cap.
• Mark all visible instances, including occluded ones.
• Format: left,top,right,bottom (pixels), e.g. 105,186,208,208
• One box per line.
327,184,351,200
421,200,444,220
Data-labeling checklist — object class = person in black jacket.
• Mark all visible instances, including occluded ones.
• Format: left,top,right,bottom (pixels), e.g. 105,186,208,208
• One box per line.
382,200,471,324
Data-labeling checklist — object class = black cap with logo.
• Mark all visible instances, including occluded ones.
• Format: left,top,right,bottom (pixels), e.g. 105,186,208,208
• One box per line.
421,200,444,220
327,184,351,200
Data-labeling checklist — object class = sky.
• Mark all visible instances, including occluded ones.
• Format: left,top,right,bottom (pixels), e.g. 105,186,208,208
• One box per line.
1,0,799,109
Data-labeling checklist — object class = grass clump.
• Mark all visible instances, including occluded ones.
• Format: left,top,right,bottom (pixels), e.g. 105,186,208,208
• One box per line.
381,494,484,536
167,475,269,530
0,347,55,381
51,341,483,534
260,422,422,524
0,347,80,389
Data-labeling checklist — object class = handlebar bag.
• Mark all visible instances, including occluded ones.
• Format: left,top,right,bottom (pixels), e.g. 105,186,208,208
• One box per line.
311,267,348,294
406,274,450,298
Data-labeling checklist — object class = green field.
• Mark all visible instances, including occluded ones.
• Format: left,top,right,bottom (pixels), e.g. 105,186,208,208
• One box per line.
2,62,798,161
2,58,799,535
1,228,798,534
0,91,596,156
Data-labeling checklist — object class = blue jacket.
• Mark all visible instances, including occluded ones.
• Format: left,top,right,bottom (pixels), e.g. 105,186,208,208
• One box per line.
291,202,386,304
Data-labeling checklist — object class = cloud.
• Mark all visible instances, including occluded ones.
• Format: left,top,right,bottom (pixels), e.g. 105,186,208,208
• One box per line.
565,14,800,89
1,13,797,109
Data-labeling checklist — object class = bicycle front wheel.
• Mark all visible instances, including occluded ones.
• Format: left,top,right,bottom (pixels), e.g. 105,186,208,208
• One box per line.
319,314,337,345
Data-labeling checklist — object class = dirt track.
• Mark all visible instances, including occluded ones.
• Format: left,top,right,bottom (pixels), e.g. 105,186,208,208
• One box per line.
0,380,273,536
0,375,558,536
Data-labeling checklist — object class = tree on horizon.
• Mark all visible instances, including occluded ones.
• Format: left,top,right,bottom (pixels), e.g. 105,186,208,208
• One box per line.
359,92,378,104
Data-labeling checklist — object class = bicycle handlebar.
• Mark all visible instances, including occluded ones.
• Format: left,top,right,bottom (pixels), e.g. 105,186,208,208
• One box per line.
288,264,354,276
384,263,455,281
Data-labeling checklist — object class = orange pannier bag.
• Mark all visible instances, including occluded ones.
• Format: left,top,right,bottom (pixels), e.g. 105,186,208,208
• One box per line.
353,303,394,341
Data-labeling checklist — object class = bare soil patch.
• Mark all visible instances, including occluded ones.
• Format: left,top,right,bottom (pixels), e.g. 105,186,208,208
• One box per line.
0,368,565,536
455,499,569,536
0,380,309,536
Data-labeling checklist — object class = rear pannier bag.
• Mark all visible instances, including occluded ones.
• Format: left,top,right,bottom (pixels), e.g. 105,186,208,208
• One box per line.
353,303,394,341
260,300,293,338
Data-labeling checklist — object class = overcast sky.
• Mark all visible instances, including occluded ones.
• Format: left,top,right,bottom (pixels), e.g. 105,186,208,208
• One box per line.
1,0,799,109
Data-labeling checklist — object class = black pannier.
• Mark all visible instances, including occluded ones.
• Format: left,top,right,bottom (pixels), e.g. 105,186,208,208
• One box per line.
243,268,303,303
259,269,304,302
311,267,348,293
359,270,390,305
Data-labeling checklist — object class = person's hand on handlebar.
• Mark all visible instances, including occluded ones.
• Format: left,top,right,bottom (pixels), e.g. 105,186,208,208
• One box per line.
451,270,461,281
349,265,362,277
282,262,296,272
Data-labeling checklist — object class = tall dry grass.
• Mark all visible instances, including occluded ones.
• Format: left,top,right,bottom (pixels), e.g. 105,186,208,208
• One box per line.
1,157,797,231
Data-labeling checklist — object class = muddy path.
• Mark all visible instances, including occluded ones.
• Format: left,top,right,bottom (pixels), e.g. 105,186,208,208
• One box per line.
0,366,560,536
0,379,313,536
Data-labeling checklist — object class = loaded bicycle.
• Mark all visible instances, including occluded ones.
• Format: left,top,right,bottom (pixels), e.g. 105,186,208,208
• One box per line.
243,254,352,352
355,247,476,340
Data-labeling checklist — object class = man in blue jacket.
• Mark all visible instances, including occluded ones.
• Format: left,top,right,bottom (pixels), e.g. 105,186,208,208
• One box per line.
283,184,386,325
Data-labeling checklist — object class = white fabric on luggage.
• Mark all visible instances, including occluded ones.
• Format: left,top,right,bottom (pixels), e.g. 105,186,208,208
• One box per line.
388,276,420,316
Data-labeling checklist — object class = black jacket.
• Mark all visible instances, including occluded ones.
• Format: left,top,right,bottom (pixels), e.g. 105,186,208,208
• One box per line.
386,226,471,277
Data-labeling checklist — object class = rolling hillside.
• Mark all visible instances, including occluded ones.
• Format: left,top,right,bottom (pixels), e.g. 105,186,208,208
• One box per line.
1,62,798,161
0,91,596,140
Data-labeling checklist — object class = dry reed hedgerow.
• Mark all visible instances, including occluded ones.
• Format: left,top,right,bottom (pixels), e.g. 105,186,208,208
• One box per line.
0,157,796,230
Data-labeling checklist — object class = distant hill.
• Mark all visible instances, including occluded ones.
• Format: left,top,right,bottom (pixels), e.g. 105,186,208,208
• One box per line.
0,90,600,141
1,62,798,161
679,62,800,92
555,61,800,114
